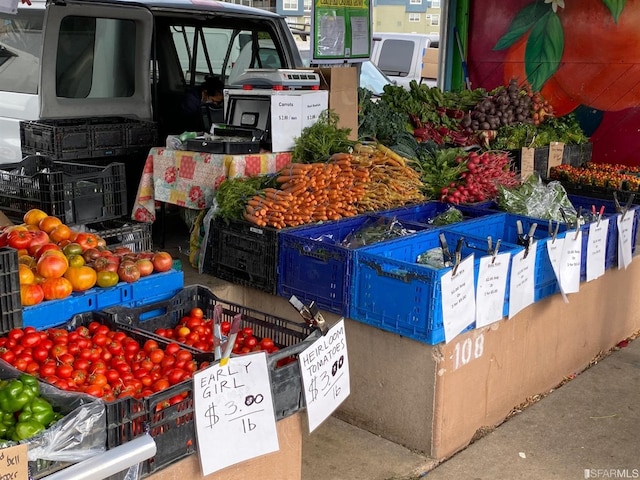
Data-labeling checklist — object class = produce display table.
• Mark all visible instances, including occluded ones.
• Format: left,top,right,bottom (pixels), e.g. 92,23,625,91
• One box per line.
131,147,292,222
204,260,640,461
145,412,303,480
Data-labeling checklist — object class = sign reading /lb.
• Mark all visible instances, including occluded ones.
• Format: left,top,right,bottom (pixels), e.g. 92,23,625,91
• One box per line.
299,319,350,433
193,352,279,475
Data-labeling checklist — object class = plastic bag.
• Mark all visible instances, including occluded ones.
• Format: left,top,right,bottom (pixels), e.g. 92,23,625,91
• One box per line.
497,173,576,223
416,247,446,268
0,362,106,463
431,207,464,226
341,217,417,248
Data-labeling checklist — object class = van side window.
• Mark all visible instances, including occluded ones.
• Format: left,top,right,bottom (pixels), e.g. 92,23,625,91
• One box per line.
56,15,136,98
377,39,414,77
0,10,43,94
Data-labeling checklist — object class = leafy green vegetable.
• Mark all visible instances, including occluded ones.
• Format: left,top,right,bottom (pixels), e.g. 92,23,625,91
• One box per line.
292,109,354,164
215,175,275,223
492,113,589,150
358,87,411,145
432,207,464,226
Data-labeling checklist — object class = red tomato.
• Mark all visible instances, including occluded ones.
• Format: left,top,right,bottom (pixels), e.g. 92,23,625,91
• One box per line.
74,358,90,371
92,333,109,347
20,283,44,306
36,254,68,279
39,362,57,377
151,251,173,273
167,368,187,385
175,350,192,363
143,339,159,353
149,349,165,364
190,308,204,320
20,332,41,348
220,321,231,335
83,384,104,398
151,379,170,393
56,364,73,379
71,370,87,386
41,277,73,300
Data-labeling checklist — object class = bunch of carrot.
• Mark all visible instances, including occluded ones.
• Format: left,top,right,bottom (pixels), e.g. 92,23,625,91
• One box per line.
243,154,370,229
352,143,426,213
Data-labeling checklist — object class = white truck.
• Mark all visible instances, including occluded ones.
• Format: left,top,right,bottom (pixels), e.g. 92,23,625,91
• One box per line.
370,32,440,89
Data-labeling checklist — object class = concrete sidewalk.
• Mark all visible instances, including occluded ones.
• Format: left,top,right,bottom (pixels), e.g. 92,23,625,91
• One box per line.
301,336,640,480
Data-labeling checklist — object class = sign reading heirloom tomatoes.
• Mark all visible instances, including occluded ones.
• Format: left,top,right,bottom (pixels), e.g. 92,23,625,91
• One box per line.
299,319,350,433
193,352,279,475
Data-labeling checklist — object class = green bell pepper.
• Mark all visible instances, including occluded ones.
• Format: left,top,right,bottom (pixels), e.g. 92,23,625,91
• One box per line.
0,379,35,413
13,419,45,441
28,397,54,427
18,374,40,397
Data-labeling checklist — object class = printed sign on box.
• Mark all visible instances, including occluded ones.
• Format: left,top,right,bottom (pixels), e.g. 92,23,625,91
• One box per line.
270,91,328,152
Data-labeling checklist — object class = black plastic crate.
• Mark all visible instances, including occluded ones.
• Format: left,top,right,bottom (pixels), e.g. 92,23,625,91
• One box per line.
87,218,153,253
90,119,127,158
20,119,91,160
0,156,127,225
126,119,159,151
0,247,22,335
104,284,319,420
185,126,263,154
206,217,279,294
21,117,159,160
64,311,207,477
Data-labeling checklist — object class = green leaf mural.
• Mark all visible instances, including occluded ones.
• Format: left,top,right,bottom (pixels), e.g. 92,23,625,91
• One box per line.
525,12,564,91
493,2,551,50
603,0,626,22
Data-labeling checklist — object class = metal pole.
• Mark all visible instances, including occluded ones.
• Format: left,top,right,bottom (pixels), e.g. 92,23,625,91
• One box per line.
45,435,157,480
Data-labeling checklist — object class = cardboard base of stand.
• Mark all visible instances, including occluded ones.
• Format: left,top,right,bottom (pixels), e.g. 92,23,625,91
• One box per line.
145,412,303,480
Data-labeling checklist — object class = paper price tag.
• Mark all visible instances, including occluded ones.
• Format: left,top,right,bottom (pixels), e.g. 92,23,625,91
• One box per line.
508,247,537,319
546,236,568,302
476,252,511,328
193,352,279,475
442,254,475,343
520,147,535,181
0,443,28,480
547,142,564,177
560,230,582,294
617,210,635,270
586,218,608,281
300,319,350,433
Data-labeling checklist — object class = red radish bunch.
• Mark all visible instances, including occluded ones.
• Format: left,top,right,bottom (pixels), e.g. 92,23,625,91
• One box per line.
440,151,519,204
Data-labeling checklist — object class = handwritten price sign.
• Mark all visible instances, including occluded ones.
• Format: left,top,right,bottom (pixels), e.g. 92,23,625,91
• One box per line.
0,443,28,480
193,352,279,475
299,319,350,433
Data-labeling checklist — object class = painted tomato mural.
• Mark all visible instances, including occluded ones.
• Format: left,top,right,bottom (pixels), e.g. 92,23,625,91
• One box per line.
469,0,640,165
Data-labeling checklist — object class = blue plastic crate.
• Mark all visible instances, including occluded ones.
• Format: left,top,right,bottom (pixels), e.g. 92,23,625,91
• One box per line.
444,213,568,301
22,269,184,329
277,215,431,316
348,229,524,345
376,201,499,226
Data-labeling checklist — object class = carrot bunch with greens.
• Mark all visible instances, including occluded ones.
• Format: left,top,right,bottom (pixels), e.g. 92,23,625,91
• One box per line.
242,154,370,229
351,143,426,213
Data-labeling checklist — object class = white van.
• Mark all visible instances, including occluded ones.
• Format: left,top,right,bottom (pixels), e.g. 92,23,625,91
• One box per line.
0,0,303,165
370,32,440,89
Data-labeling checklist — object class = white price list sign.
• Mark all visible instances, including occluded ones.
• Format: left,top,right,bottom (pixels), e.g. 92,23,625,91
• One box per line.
508,246,537,319
193,352,279,476
546,236,569,302
300,319,350,433
560,230,582,294
617,210,635,270
475,252,511,328
586,218,608,281
442,254,476,343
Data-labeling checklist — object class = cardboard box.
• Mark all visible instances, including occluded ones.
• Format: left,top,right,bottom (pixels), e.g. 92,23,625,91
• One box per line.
421,48,439,80
335,259,640,460
271,90,329,152
0,211,13,227
315,67,359,141
146,412,303,480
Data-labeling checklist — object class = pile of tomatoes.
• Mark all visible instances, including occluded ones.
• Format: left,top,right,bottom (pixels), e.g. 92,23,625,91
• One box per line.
0,321,207,402
0,208,174,307
154,308,278,355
